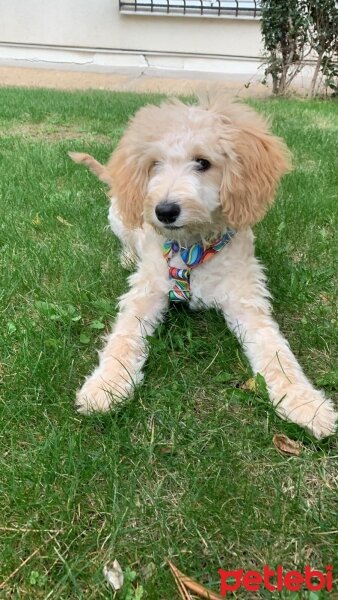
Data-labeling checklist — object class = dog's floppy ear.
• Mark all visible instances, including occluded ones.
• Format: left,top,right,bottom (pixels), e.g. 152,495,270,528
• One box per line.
219,107,291,229
68,152,113,187
106,137,149,229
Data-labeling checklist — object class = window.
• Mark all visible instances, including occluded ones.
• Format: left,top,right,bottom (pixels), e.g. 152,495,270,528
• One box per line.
119,0,261,18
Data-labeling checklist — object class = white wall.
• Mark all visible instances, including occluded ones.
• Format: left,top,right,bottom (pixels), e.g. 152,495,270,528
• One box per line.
0,0,263,73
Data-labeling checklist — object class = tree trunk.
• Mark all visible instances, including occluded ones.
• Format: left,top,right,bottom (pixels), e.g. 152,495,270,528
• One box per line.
272,73,279,94
309,52,323,97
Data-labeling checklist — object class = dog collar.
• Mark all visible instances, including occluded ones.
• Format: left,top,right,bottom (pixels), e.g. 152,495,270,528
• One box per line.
163,230,236,302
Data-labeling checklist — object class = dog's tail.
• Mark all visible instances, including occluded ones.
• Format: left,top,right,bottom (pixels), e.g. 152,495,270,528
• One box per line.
68,152,113,187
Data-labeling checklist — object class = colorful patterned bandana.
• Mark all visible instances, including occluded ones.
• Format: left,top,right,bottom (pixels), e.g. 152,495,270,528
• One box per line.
163,230,236,302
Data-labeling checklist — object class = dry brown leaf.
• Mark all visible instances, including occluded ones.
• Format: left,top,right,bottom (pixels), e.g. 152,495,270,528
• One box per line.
159,446,173,454
56,215,73,227
168,560,223,600
103,559,124,590
241,377,257,392
273,434,301,456
140,561,156,581
32,213,42,226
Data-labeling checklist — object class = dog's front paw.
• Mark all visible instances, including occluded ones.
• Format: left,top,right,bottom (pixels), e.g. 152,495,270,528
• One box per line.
75,369,133,415
276,385,337,439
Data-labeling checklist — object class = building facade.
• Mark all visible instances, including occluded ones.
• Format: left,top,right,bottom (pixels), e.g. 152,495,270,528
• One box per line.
0,0,262,75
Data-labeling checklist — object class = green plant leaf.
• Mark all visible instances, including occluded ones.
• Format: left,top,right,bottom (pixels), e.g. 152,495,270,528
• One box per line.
316,370,338,390
7,321,17,334
29,570,39,586
134,585,144,600
90,320,105,330
215,372,234,383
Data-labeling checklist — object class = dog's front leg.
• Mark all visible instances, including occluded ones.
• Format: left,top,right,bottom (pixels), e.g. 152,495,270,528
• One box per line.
221,271,337,439
76,263,168,414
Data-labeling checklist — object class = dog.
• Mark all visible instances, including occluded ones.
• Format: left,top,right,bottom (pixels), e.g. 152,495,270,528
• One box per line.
69,94,337,439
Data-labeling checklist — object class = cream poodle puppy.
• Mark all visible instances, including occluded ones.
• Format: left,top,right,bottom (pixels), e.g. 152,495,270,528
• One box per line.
70,95,337,439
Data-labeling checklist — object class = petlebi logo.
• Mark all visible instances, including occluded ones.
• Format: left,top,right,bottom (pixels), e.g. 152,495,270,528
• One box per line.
218,565,334,596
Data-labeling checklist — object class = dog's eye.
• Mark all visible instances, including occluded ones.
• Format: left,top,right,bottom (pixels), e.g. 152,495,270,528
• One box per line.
195,158,211,172
152,160,161,168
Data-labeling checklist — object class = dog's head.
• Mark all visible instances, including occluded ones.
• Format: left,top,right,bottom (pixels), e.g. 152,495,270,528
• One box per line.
90,96,291,238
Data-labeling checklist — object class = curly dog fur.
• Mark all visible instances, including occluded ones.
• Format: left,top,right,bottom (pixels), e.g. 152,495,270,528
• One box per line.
70,94,337,439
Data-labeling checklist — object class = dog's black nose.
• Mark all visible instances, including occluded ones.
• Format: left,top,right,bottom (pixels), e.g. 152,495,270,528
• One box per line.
155,202,181,224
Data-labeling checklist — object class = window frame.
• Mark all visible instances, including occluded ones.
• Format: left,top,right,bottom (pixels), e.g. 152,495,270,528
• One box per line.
119,0,261,19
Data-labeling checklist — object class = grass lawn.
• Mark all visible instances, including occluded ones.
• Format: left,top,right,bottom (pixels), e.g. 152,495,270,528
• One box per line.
0,87,337,599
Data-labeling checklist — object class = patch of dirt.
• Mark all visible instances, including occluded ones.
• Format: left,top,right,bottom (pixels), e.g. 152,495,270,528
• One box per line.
0,66,130,91
0,122,111,143
296,158,317,172
298,109,338,131
0,65,271,97
310,114,338,130
303,457,338,508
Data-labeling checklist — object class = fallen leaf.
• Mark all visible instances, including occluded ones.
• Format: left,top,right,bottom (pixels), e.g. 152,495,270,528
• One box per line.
159,446,173,454
241,377,257,392
273,434,301,456
140,561,156,581
32,213,42,226
56,215,73,227
103,559,124,590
